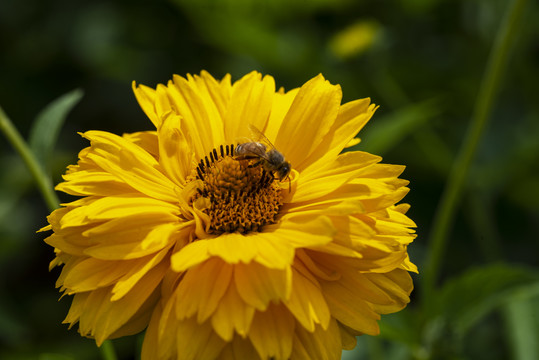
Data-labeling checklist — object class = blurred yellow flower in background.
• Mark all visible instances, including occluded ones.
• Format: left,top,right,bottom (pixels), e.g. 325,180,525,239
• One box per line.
329,20,381,60
42,71,417,359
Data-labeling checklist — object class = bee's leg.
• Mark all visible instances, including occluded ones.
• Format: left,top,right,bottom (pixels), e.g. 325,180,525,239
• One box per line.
247,159,263,168
269,171,275,184
258,169,268,189
262,171,274,186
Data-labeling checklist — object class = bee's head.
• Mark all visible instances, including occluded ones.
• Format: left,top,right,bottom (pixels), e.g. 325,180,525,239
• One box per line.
277,161,291,181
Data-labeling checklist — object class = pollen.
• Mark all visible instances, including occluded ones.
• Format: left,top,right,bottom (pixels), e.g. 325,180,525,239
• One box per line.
192,145,284,234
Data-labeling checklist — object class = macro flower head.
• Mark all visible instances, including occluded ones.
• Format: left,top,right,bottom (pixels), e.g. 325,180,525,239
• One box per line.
42,71,417,359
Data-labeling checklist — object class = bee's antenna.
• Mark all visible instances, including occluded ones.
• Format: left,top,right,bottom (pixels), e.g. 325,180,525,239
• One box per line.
288,176,291,193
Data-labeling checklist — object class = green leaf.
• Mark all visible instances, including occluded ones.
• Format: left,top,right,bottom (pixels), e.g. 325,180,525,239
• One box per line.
352,98,441,155
378,308,421,346
503,297,539,360
436,264,539,336
28,89,84,172
471,113,539,195
418,264,539,359
39,354,76,360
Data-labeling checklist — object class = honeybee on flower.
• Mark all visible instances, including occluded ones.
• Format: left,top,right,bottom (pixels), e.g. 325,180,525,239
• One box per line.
235,124,291,186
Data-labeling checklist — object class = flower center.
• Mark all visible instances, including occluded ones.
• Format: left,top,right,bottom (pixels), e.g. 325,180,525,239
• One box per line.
192,145,284,234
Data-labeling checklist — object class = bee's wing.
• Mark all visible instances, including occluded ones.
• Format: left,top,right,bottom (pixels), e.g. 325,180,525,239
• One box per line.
236,135,252,144
238,144,269,160
248,124,276,151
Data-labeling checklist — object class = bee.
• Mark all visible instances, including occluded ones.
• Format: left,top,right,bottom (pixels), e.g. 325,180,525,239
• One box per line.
235,124,292,183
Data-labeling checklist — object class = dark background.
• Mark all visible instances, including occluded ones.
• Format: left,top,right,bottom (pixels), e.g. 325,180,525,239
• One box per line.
1,0,538,359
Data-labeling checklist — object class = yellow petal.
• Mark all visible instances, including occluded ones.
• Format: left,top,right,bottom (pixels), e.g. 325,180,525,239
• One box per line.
83,222,178,260
360,247,408,272
360,186,410,213
234,262,291,310
284,261,330,332
365,269,413,314
301,100,377,173
332,215,377,246
44,233,86,257
394,202,411,214
321,277,381,335
374,218,416,238
344,137,361,148
61,257,128,293
141,301,163,360
111,247,171,300
219,336,260,360
76,259,165,345
275,74,342,172
245,233,295,269
196,232,294,270
132,82,160,128
57,169,135,197
153,83,174,122
168,73,227,157
175,317,227,360
211,282,255,341
60,195,179,229
82,211,180,236
122,131,159,159
176,215,336,271
338,322,358,350
108,286,160,339
63,291,88,330
264,88,300,142
175,258,233,323
223,71,275,143
263,214,335,250
289,176,409,218
284,198,364,217
190,71,232,124
206,233,261,264
291,317,342,360
326,267,395,307
248,304,295,360
309,242,407,274
157,111,194,186
357,162,405,180
294,249,341,282
401,254,419,273
292,151,381,203
171,239,211,272
387,205,417,227
82,131,179,202
156,293,181,357
305,242,363,258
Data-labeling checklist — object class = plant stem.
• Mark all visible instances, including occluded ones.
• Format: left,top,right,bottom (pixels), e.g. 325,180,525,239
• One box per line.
100,340,119,360
421,0,529,300
0,106,60,212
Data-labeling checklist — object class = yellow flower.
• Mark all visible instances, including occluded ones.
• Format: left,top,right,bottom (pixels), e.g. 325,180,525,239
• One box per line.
42,71,417,359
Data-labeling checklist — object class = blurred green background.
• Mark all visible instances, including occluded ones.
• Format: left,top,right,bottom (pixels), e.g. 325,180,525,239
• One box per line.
1,0,538,359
